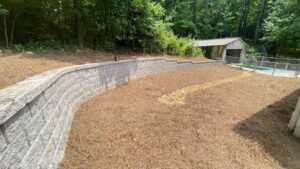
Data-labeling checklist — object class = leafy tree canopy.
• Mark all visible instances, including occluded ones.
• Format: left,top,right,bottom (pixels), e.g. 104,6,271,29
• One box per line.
0,0,298,56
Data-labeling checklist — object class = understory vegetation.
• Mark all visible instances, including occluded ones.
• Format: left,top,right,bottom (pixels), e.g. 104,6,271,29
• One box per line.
241,63,269,70
0,0,299,57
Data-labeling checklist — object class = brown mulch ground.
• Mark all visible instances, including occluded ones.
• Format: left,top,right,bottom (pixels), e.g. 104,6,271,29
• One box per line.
60,65,300,169
0,50,207,89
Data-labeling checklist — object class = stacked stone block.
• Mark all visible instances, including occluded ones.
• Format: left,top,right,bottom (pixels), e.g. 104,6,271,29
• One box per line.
0,58,219,169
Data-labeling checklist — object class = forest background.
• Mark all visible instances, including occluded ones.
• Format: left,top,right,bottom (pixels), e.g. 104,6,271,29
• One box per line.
0,0,299,58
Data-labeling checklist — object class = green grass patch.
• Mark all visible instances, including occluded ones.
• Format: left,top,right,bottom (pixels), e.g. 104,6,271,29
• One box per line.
241,64,269,70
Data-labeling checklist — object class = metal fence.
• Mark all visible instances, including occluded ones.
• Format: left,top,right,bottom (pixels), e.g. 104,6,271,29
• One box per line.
241,55,300,77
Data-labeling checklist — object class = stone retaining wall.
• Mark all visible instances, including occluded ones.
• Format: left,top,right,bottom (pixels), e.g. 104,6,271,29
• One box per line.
0,57,219,169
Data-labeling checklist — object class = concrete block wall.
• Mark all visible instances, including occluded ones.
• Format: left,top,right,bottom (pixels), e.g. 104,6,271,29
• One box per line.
0,58,219,169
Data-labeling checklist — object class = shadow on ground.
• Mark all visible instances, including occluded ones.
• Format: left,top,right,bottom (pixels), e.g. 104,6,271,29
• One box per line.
234,88,300,168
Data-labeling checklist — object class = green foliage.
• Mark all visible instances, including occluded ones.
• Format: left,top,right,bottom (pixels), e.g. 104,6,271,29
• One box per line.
63,44,78,52
268,48,300,59
25,40,79,52
26,41,45,51
44,40,62,50
167,37,204,57
0,0,297,56
246,46,259,55
12,44,24,52
184,45,202,57
263,0,299,48
25,40,62,51
0,4,9,15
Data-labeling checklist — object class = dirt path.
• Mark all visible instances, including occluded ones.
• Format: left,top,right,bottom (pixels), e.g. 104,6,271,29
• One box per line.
60,65,300,169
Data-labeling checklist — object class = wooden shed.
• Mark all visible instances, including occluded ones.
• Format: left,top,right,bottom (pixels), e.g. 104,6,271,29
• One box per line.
191,37,247,63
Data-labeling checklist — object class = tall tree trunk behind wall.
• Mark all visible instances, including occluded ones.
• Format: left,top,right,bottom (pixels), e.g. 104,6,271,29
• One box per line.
3,16,9,49
237,0,250,37
73,0,83,49
241,3,250,36
9,22,15,48
253,0,267,43
236,0,245,36
192,0,198,23
204,0,209,22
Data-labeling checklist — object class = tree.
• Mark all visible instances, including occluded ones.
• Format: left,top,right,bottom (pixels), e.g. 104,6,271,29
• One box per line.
236,0,251,36
0,0,297,56
0,5,9,49
1,0,26,49
263,0,300,51
253,0,267,43
73,0,83,49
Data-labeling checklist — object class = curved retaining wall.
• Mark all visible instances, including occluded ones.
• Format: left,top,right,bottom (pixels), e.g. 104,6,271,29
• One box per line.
0,57,219,168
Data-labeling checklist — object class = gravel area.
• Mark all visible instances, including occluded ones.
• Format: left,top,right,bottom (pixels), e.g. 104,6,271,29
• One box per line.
60,65,300,169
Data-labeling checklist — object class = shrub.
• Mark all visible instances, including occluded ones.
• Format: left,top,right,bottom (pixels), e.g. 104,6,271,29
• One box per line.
26,41,45,51
44,40,62,50
13,44,24,52
167,38,180,55
184,45,203,57
166,37,204,57
99,40,116,52
26,40,63,51
64,44,78,52
246,46,261,59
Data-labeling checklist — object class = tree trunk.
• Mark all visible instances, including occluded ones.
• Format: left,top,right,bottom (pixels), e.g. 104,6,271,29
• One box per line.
7,5,25,48
204,0,209,22
241,4,250,35
3,16,9,49
73,0,83,49
9,23,15,48
276,44,280,58
192,0,198,23
253,0,267,44
236,1,245,36
237,0,249,36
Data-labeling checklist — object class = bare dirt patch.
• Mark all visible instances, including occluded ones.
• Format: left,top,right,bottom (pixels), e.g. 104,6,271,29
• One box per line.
0,50,207,89
60,65,300,169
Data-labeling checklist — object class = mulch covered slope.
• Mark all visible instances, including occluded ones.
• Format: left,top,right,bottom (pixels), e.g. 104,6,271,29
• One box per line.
0,50,207,89
60,65,300,169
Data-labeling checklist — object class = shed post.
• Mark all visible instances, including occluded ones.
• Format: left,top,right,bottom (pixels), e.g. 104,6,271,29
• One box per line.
240,49,245,63
221,45,228,63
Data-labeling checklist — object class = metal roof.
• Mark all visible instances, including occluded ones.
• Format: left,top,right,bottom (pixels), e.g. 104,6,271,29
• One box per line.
191,37,244,47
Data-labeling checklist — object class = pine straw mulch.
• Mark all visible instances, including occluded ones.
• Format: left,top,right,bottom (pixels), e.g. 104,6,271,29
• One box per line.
0,49,207,89
60,65,300,169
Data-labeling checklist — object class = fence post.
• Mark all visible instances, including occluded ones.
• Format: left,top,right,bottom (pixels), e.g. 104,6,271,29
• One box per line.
295,65,300,77
272,63,277,76
285,62,289,70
